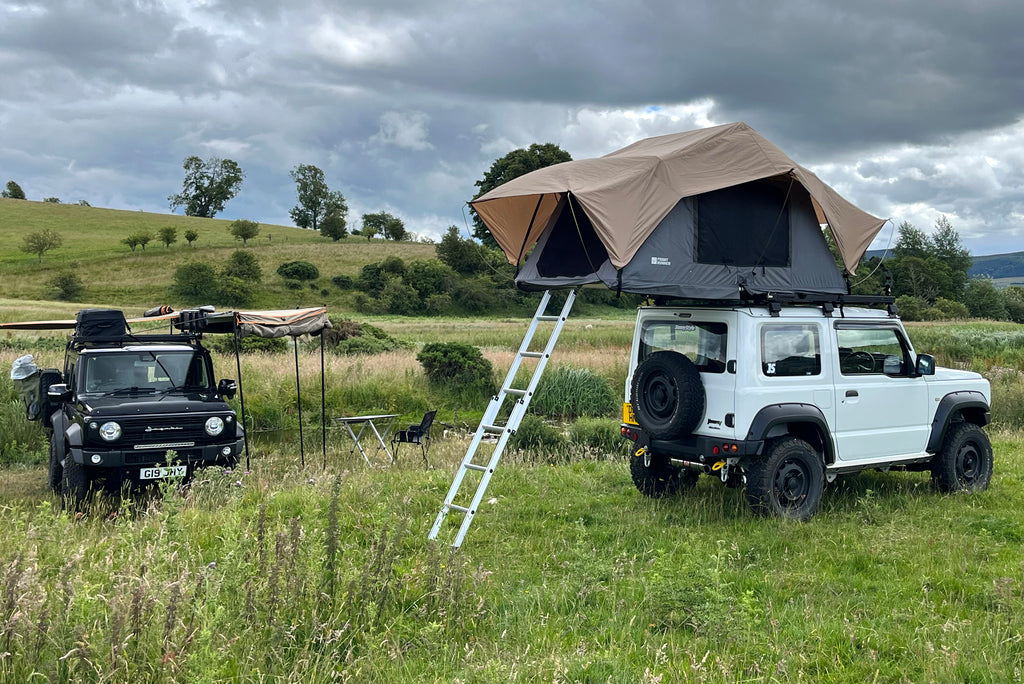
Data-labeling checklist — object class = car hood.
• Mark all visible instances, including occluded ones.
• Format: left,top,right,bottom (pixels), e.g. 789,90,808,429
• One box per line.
80,392,231,416
931,366,985,383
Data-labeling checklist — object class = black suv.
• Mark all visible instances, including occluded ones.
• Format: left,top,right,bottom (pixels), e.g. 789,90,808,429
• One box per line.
29,309,243,504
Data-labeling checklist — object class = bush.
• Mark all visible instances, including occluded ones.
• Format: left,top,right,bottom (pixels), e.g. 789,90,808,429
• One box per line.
895,295,926,321
509,414,566,453
172,262,219,302
277,260,320,281
530,365,617,419
48,269,84,301
316,319,407,355
332,275,355,290
568,417,625,453
217,275,254,307
416,342,496,398
380,279,421,316
223,249,262,282
205,334,288,355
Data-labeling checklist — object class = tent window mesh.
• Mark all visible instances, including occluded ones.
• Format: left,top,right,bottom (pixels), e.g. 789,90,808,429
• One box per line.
695,180,790,267
536,195,608,277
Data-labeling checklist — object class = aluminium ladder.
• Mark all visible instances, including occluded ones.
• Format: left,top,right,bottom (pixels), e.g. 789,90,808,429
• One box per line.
428,289,577,548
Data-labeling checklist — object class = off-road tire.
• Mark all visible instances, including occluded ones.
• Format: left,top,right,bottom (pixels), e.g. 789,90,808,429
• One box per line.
61,449,90,511
630,351,705,440
745,437,824,521
932,422,993,493
47,438,63,493
630,449,699,498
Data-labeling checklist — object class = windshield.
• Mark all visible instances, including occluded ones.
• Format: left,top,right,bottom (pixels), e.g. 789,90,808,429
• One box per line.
80,350,210,394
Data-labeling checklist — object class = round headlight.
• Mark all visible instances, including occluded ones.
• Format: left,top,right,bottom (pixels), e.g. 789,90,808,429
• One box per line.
205,416,225,436
99,421,122,442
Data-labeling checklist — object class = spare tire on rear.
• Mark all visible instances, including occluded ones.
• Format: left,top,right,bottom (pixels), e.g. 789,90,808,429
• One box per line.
630,351,705,440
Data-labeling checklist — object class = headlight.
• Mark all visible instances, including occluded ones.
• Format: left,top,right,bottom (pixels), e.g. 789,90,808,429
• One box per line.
99,421,122,442
205,416,225,436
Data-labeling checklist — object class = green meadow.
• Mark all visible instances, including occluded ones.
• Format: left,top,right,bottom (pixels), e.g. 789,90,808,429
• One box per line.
1,200,1024,681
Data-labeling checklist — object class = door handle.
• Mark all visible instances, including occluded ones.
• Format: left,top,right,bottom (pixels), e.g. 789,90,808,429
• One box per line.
845,390,859,398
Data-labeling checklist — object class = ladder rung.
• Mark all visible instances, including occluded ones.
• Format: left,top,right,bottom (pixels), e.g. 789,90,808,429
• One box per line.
465,463,488,472
537,315,560,321
448,504,471,514
503,388,527,397
481,423,505,434
520,351,545,358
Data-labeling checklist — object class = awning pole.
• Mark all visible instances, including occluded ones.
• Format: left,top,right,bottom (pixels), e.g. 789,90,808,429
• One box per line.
320,330,327,471
294,336,305,468
233,322,251,470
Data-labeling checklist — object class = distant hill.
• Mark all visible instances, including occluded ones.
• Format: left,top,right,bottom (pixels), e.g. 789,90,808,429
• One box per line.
863,249,1024,285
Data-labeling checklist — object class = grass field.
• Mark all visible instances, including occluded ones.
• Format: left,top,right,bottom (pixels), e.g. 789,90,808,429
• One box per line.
3,200,1024,681
0,198,437,311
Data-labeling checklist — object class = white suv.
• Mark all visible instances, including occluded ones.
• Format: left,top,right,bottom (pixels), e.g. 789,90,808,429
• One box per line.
621,303,993,520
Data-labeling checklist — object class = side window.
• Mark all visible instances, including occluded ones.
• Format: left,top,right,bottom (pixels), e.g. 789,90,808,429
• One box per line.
761,324,821,377
837,327,909,376
639,321,728,373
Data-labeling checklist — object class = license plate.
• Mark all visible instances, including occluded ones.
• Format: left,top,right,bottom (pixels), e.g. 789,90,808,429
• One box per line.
140,465,187,480
623,402,638,425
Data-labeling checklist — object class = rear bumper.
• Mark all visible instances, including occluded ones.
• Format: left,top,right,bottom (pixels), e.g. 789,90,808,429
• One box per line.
621,424,762,463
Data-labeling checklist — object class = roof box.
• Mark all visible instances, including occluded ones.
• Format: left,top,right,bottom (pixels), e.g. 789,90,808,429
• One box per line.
74,309,127,341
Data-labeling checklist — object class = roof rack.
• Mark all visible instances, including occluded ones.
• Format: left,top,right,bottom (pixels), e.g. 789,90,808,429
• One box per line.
649,291,899,318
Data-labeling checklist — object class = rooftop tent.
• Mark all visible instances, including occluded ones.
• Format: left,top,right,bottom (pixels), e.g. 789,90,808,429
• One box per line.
470,122,887,299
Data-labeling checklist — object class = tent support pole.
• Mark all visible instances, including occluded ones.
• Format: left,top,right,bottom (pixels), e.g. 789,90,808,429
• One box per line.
233,323,251,471
320,331,326,471
294,337,305,468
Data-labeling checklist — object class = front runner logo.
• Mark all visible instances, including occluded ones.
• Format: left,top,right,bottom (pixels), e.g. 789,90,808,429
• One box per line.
651,257,671,266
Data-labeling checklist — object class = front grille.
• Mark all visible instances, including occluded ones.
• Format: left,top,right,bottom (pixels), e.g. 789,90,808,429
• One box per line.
118,416,207,443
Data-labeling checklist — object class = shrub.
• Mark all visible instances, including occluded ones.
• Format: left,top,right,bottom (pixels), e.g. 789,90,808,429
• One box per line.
416,342,496,397
331,275,355,290
172,262,219,302
229,219,260,245
43,196,60,203
895,295,926,321
530,365,617,419
48,269,84,301
218,275,254,306
277,260,320,281
316,319,407,355
509,414,566,452
568,417,624,453
205,334,288,355
381,279,421,316
223,249,262,282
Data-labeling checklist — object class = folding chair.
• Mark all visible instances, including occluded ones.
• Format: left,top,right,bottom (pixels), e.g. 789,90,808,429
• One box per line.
391,410,436,465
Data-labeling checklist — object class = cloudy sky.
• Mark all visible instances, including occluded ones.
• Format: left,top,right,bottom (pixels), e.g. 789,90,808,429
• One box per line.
1,0,1022,255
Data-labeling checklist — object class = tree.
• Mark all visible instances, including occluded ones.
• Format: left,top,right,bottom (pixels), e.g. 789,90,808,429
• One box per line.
2,181,26,199
136,232,153,251
289,164,348,232
436,226,495,275
361,222,379,241
43,197,60,203
362,212,407,241
223,249,262,283
320,213,347,241
931,215,972,300
48,270,84,301
158,226,178,248
184,229,199,247
172,262,219,302
20,229,63,263
887,218,972,305
470,143,572,244
168,156,245,218
963,278,1007,320
892,221,930,260
229,219,259,245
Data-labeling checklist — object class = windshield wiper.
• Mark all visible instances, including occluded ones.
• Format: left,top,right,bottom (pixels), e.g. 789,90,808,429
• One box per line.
95,387,157,397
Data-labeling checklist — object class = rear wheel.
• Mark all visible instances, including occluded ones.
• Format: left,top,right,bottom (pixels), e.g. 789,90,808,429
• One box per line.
932,422,993,493
61,449,90,511
630,448,699,498
47,438,63,493
745,437,824,521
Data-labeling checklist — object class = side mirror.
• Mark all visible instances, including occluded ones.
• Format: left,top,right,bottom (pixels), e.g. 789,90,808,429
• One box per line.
47,383,72,403
916,354,936,376
882,355,904,375
218,379,237,399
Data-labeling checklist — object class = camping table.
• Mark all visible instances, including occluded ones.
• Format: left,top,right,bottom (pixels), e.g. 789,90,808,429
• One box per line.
333,414,399,466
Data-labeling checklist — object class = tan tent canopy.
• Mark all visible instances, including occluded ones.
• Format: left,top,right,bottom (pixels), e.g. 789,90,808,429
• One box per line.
471,122,884,275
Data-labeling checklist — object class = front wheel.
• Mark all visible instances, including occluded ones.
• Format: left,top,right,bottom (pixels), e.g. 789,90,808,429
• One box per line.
630,449,699,498
932,422,993,493
745,437,824,521
61,450,90,511
47,438,63,493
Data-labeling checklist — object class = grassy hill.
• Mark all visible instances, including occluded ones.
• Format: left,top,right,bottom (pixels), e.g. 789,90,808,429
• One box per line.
0,198,438,316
